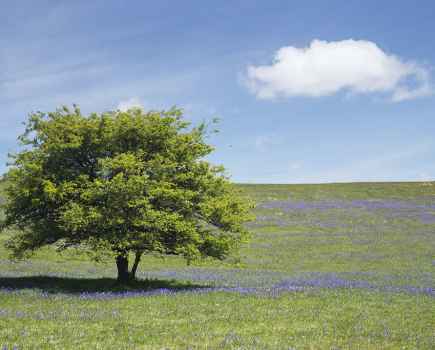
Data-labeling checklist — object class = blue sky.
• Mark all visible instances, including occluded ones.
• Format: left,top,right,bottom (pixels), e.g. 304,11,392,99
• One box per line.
1,0,435,183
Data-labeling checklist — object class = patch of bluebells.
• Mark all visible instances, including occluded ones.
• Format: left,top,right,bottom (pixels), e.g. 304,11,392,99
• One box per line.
0,307,121,320
77,286,269,300
259,199,435,225
139,270,435,297
139,268,291,288
2,346,20,350
57,281,435,299
246,214,292,229
1,269,433,299
78,288,186,299
260,199,435,211
269,273,434,297
1,196,433,301
420,212,435,224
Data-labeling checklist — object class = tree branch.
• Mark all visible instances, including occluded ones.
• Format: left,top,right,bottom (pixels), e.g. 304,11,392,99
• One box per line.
130,250,143,278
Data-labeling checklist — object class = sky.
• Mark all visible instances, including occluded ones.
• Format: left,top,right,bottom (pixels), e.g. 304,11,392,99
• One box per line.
1,0,435,183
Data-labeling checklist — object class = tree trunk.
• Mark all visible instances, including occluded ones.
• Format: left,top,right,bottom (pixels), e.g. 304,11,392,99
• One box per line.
130,251,143,280
116,251,143,283
116,254,130,284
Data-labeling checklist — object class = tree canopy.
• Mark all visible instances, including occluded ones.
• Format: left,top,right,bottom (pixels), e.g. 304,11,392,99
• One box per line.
1,106,252,282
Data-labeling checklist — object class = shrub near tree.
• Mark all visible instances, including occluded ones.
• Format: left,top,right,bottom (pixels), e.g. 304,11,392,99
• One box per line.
1,106,252,283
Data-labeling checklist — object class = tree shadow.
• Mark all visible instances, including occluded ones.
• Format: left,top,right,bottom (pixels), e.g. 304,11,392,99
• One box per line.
0,275,208,295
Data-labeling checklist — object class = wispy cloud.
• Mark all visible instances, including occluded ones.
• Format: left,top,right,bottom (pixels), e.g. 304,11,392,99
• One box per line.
290,162,302,170
254,134,282,152
309,142,434,183
246,39,433,102
117,97,144,111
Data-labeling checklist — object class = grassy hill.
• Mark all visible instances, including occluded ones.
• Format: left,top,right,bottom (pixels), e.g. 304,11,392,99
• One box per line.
0,182,434,349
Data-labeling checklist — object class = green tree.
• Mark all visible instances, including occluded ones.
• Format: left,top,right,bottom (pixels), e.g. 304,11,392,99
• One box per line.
1,106,252,283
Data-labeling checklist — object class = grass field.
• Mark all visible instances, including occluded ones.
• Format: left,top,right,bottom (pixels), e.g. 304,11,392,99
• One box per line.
0,182,434,349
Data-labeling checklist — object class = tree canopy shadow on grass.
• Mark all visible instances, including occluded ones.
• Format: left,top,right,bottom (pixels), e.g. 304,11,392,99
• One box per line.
0,276,208,294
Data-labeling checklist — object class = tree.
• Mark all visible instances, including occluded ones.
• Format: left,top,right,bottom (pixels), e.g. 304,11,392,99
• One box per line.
1,106,252,283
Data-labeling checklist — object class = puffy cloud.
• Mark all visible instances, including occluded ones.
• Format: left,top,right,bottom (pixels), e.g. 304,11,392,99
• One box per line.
246,39,433,102
254,134,282,152
290,162,302,170
116,97,144,111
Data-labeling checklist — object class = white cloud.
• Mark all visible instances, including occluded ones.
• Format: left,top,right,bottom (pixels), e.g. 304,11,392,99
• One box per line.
308,142,434,183
254,134,282,152
116,97,144,111
290,162,302,170
417,172,433,181
246,39,433,102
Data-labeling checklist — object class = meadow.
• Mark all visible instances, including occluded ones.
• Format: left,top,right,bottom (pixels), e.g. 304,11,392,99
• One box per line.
0,181,434,349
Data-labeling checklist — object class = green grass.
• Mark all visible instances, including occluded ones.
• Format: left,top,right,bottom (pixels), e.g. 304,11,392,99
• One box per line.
1,182,434,349
0,290,434,349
